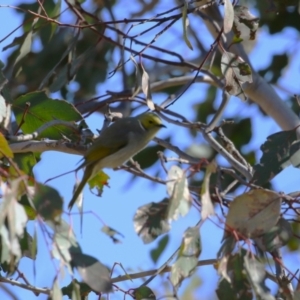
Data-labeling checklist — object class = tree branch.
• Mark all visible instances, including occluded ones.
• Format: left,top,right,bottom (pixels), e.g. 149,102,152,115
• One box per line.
9,140,86,155
0,276,50,296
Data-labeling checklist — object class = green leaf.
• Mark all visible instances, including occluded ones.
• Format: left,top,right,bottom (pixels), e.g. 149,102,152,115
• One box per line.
39,33,79,91
51,279,63,300
62,279,92,299
170,227,201,289
13,91,82,140
255,218,293,252
19,228,37,260
140,63,155,110
216,252,253,300
252,129,298,185
14,31,33,68
0,228,11,270
13,153,37,177
132,286,156,300
133,143,166,169
287,221,300,251
71,280,81,300
69,247,112,293
32,183,63,220
0,133,13,158
195,85,217,124
134,198,170,244
200,161,216,219
244,256,275,300
223,118,252,149
0,179,28,266
166,165,191,221
19,194,37,220
0,63,12,108
217,236,236,258
225,189,281,239
150,234,169,264
88,170,110,196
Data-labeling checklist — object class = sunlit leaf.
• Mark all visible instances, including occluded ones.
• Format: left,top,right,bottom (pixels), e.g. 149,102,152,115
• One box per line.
0,179,28,264
166,165,191,221
71,280,81,300
140,63,155,110
224,0,234,34
51,279,63,300
233,6,259,41
49,220,78,265
129,55,141,98
13,91,82,140
88,170,110,197
225,189,281,238
0,94,6,125
200,161,216,219
134,198,170,244
170,227,201,289
14,31,33,67
221,52,252,101
0,133,13,159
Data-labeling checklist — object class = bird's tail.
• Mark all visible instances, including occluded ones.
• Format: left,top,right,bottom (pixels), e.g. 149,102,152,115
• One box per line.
68,179,86,210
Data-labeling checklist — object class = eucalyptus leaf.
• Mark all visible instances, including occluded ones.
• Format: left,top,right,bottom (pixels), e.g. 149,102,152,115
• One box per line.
134,198,170,244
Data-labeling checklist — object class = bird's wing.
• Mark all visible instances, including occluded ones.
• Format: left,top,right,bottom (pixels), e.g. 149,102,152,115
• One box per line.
84,141,126,165
82,118,139,165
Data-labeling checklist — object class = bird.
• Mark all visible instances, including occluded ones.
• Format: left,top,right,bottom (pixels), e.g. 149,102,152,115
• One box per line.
68,112,166,210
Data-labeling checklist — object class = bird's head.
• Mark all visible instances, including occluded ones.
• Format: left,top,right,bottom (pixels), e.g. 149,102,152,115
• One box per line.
139,112,166,131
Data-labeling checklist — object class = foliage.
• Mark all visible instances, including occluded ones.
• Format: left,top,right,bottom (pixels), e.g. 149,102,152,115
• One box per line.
0,0,300,299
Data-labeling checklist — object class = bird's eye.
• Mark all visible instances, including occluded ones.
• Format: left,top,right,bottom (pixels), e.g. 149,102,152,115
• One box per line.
149,120,153,124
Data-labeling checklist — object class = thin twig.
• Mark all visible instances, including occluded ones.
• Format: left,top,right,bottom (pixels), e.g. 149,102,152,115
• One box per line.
111,259,217,284
205,91,230,132
202,131,252,180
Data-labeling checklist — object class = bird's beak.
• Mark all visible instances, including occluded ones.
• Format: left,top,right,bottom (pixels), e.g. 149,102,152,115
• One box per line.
158,124,167,128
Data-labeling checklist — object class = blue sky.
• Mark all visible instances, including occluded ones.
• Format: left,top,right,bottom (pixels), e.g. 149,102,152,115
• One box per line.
1,1,300,299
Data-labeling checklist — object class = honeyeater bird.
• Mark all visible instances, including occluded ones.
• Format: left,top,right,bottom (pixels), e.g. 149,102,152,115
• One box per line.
68,112,165,210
